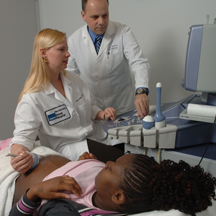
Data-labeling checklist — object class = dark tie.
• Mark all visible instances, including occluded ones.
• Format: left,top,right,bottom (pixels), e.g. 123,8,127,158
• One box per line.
95,35,102,54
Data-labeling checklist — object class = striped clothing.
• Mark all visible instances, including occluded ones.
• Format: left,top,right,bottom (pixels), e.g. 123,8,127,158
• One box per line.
9,190,40,215
9,190,126,216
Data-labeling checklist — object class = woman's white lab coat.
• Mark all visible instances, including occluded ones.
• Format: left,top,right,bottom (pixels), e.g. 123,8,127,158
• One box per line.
67,20,150,115
10,72,101,160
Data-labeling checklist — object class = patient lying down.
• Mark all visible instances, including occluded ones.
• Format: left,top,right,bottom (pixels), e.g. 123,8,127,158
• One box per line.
10,152,216,216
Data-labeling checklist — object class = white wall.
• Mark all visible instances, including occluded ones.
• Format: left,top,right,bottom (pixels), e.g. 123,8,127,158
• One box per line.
39,0,216,106
0,0,38,139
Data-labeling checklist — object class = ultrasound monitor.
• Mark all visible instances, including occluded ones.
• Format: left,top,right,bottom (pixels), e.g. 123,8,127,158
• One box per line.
181,23,216,105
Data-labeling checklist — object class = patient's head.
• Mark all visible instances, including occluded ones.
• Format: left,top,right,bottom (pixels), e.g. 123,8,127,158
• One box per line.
95,154,216,215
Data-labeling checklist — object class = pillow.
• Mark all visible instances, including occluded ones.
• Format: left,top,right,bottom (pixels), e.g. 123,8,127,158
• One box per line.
129,199,216,216
129,209,186,216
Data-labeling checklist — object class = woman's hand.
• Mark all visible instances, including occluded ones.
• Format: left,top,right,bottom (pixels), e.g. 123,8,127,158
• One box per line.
10,144,33,174
78,152,97,161
104,107,117,120
26,176,82,202
95,107,117,121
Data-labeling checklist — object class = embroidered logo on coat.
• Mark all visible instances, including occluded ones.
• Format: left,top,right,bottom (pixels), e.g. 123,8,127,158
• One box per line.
45,104,71,126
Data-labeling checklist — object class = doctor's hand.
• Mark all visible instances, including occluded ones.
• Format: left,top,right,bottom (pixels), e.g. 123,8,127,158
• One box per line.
26,175,82,203
10,144,34,174
135,94,149,118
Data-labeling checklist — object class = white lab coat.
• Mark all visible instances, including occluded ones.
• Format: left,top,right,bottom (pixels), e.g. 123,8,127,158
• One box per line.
67,20,150,115
10,72,102,160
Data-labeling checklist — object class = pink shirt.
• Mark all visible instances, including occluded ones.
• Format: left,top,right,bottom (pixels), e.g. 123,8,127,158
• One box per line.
41,159,105,208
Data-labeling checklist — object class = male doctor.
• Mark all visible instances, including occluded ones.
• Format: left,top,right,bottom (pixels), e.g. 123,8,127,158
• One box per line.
67,0,150,118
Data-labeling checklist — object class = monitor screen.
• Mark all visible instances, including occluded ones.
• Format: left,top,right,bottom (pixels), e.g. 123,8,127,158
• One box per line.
181,24,216,105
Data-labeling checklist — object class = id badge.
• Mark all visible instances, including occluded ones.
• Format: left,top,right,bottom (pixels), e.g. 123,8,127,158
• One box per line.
45,104,71,126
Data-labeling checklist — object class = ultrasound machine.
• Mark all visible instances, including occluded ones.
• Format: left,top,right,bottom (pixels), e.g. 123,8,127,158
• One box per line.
103,20,216,176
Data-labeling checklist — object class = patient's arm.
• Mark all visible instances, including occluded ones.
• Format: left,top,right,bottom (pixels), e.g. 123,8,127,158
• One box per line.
9,191,39,216
9,176,82,216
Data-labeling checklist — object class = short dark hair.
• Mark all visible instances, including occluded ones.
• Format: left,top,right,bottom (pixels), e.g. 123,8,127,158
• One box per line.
82,0,109,12
119,154,216,215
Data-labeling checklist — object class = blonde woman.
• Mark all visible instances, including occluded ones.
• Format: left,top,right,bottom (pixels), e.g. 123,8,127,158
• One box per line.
10,28,118,174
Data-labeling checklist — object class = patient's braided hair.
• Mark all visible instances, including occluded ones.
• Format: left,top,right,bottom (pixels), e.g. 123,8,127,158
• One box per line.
119,154,216,216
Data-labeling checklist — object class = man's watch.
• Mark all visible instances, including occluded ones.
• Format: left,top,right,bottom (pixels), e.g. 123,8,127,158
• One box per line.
135,88,148,96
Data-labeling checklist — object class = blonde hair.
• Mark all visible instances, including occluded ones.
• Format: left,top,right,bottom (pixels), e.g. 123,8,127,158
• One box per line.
18,28,67,102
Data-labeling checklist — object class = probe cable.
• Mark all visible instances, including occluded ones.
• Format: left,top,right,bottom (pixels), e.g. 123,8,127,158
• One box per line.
198,114,216,166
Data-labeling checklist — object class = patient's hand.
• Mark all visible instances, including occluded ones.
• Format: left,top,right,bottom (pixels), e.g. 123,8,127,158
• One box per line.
26,175,82,202
10,144,34,174
78,152,97,161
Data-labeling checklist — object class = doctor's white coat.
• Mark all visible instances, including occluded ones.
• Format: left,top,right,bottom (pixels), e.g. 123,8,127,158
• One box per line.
67,20,150,115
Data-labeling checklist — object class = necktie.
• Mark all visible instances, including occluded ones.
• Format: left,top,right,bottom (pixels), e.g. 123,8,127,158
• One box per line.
95,35,102,54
